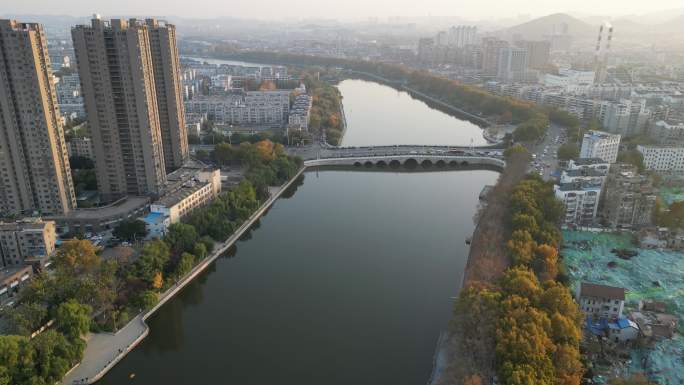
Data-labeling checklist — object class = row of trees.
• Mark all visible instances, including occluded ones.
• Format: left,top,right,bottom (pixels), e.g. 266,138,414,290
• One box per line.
211,139,303,199
496,176,583,385
301,73,344,145
123,139,302,311
449,174,584,385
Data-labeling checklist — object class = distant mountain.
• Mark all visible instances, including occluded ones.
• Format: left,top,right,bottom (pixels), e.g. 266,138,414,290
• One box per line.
503,13,596,40
650,14,684,34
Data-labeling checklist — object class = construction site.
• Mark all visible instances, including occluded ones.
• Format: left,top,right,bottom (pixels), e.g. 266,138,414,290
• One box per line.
562,230,684,384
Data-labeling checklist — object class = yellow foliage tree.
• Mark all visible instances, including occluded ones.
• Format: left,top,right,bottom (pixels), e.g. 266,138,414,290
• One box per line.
255,140,276,161
152,271,164,290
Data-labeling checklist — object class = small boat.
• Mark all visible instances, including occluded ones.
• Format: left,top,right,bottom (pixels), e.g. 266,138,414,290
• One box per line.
465,237,472,245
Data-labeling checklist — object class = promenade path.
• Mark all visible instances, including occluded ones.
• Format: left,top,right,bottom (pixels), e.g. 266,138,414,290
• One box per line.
61,316,147,384
60,168,305,385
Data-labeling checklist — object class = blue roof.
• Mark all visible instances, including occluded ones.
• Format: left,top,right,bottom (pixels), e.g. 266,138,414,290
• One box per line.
143,212,165,224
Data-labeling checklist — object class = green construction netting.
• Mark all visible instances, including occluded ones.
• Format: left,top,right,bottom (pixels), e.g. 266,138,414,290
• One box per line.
562,230,684,384
659,186,684,206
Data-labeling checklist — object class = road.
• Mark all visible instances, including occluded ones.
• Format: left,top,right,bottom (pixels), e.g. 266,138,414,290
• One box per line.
528,123,566,181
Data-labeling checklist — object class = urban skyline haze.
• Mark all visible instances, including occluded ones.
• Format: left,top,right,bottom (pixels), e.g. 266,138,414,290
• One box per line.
4,0,684,21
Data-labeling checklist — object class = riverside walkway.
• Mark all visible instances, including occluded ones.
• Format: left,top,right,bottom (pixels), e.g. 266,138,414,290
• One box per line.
61,168,305,385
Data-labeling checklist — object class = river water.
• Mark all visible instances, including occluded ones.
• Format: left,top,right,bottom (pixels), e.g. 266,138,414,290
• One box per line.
97,80,499,385
338,79,486,147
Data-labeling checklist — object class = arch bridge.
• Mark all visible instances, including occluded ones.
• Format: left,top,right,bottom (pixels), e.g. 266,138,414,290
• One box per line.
304,151,505,170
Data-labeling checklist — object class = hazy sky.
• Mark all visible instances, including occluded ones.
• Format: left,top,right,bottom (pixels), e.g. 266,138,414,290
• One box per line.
5,0,684,20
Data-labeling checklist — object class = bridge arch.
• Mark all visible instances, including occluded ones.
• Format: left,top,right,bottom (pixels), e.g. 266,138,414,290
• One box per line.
376,160,387,167
354,162,362,167
421,159,433,168
364,161,373,168
389,160,401,168
461,161,469,166
404,158,418,168
435,160,446,168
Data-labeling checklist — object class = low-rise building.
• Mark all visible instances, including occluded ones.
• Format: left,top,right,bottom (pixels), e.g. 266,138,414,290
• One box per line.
543,68,595,88
566,158,611,174
577,282,625,320
560,168,607,185
0,265,32,304
580,130,621,163
607,318,640,343
142,212,171,239
637,145,684,173
151,168,221,225
0,219,56,268
554,181,602,226
648,121,684,146
185,90,290,128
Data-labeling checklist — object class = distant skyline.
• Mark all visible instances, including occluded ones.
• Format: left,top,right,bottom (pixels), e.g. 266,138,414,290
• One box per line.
3,0,684,21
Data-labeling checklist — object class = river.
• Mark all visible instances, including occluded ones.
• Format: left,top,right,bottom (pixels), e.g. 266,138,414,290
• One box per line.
97,79,498,385
338,79,486,147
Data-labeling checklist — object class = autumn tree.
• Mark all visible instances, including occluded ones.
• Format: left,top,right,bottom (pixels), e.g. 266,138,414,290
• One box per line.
507,230,537,266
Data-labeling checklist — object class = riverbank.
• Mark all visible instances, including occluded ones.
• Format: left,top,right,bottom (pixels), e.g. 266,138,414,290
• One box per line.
60,167,305,385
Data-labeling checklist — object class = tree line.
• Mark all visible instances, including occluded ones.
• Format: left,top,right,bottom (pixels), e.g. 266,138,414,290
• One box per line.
447,167,584,385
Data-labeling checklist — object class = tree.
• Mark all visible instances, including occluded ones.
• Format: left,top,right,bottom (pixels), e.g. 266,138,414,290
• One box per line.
113,219,148,242
133,290,159,311
506,230,537,266
213,143,235,166
503,144,530,161
130,239,170,286
617,149,645,172
53,240,101,276
165,223,199,254
658,201,684,229
557,143,579,160
533,244,559,282
54,300,92,340
174,253,196,279
2,302,47,336
500,267,542,301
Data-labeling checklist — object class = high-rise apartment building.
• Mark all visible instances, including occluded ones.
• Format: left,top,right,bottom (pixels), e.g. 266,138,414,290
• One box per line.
145,18,188,172
481,38,509,77
580,130,621,163
515,40,551,69
496,47,528,81
447,26,477,48
0,20,77,216
72,16,167,201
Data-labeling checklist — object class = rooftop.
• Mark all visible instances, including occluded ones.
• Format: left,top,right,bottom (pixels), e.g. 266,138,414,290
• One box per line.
584,130,620,140
580,282,625,301
571,158,609,166
47,196,150,220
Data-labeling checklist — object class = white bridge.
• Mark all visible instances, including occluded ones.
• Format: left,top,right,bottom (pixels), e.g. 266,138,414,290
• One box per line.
304,151,505,169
